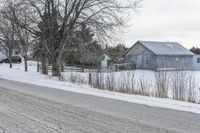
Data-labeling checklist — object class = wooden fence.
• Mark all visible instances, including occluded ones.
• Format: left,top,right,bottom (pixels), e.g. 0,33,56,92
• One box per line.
38,65,99,73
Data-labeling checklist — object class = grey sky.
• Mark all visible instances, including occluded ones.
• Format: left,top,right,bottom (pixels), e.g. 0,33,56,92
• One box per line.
121,0,200,48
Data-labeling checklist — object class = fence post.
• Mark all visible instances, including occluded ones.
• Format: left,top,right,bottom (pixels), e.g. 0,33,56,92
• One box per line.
89,73,92,85
37,62,40,72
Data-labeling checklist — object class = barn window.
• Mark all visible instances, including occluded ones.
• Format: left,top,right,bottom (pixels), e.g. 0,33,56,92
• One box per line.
176,58,180,64
146,60,149,65
197,58,200,63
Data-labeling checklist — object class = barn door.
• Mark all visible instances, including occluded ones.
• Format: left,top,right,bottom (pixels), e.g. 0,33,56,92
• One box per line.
137,55,143,67
137,55,149,68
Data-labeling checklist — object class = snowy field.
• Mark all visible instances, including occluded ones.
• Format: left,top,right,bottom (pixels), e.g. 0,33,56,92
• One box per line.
63,68,200,102
0,61,200,115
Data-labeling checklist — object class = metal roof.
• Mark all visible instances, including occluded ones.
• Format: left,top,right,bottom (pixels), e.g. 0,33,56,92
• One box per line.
124,41,194,56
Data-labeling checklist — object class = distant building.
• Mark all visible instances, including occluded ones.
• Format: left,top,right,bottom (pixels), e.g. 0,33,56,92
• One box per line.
193,54,200,71
0,41,21,61
122,41,194,70
100,54,113,71
0,41,6,61
0,51,6,61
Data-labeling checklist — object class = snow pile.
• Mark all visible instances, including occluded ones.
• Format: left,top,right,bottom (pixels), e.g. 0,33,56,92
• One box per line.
0,62,200,114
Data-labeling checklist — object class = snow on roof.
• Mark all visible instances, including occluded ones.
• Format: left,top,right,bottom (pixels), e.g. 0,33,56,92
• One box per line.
139,41,194,55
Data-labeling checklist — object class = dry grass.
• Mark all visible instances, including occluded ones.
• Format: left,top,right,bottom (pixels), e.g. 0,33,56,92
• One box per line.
60,70,199,104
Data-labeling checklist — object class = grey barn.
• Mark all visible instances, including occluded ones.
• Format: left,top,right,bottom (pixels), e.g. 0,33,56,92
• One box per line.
122,41,194,70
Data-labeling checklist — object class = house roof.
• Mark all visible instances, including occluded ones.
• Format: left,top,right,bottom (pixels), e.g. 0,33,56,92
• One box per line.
123,41,194,56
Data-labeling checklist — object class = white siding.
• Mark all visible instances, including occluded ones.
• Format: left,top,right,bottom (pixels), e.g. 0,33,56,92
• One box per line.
101,54,111,70
0,52,6,61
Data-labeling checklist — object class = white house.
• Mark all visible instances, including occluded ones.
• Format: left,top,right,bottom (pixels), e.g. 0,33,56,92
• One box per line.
0,51,5,61
0,46,6,61
0,41,5,61
100,54,112,71
0,40,22,62
0,49,21,61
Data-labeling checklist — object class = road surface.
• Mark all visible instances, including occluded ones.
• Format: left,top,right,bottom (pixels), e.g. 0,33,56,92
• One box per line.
0,78,199,133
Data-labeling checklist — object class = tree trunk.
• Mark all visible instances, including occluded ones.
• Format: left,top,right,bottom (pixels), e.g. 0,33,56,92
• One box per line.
61,60,64,72
37,61,40,72
41,53,48,75
82,63,85,72
52,61,60,76
24,56,28,72
89,73,92,85
8,48,12,69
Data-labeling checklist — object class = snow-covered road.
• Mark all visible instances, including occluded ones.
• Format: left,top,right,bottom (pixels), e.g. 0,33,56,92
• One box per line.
0,78,200,133
1,87,156,133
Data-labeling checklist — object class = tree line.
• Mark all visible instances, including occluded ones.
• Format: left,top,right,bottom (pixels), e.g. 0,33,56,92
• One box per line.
0,0,140,76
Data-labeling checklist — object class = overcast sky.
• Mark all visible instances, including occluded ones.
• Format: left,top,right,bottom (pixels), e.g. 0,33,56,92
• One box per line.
121,0,200,48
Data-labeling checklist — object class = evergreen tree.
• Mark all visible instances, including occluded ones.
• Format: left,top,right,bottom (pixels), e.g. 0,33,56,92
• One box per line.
65,23,102,67
190,47,200,55
106,44,128,62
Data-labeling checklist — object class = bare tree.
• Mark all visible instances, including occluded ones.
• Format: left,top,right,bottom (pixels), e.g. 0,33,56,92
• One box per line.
0,14,16,68
2,0,141,76
1,1,35,71
1,0,46,73
15,26,33,72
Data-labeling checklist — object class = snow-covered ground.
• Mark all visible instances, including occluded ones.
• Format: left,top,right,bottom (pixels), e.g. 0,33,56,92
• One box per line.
0,61,200,115
63,68,200,102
